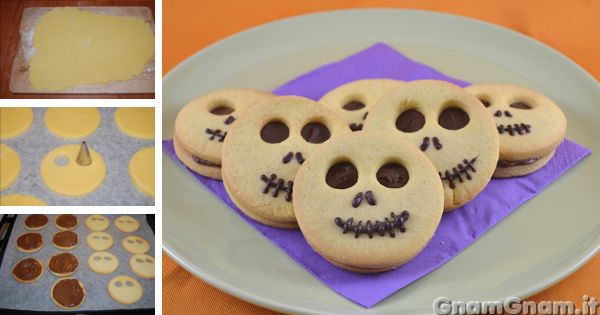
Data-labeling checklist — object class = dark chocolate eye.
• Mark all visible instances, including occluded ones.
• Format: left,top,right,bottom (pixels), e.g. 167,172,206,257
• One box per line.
396,109,425,132
376,164,409,188
326,162,358,189
510,102,532,109
301,122,330,144
439,107,469,130
210,105,234,115
342,101,365,111
479,99,491,107
260,121,289,143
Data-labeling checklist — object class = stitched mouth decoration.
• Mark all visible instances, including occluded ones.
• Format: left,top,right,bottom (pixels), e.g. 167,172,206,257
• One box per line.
335,211,409,238
261,173,293,202
439,157,477,189
497,123,531,136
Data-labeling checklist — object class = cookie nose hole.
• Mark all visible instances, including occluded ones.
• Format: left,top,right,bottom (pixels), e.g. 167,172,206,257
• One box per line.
209,105,234,115
104,257,111,260
93,236,99,239
342,101,365,111
54,156,69,166
137,259,144,263
102,237,109,240
326,162,358,189
301,122,330,144
377,164,409,188
126,282,134,287
146,259,153,263
260,121,289,143
115,282,122,287
396,109,425,132
94,257,101,261
439,107,469,130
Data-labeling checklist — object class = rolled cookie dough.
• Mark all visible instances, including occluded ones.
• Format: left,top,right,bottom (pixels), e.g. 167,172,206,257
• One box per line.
0,143,21,192
129,147,155,198
44,107,101,139
0,194,47,206
41,144,106,197
0,107,34,139
115,107,155,139
29,7,155,91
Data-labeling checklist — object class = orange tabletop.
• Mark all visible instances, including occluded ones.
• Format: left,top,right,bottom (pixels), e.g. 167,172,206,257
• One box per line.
163,1,600,314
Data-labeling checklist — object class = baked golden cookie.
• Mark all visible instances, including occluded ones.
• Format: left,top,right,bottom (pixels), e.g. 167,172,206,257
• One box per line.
52,231,78,250
88,251,119,275
108,275,143,305
122,235,150,254
465,83,567,177
222,96,351,229
24,214,49,230
363,80,499,211
318,79,405,131
54,214,79,230
129,254,155,279
51,278,85,310
174,89,275,180
115,215,140,232
85,214,110,231
48,252,78,277
12,258,44,283
294,131,444,273
15,232,44,253
86,231,114,251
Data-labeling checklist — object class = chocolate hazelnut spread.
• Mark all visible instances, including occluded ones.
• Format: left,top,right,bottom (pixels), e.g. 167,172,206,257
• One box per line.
49,253,78,274
16,232,43,250
497,157,540,168
24,214,49,229
53,279,84,307
53,231,78,247
13,258,43,281
192,155,221,167
55,214,78,229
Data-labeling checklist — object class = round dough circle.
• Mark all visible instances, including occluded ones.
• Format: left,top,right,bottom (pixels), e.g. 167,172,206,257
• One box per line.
0,107,34,139
122,235,150,254
129,147,155,198
88,251,119,274
1,194,47,206
129,254,155,279
115,107,155,139
86,232,114,251
0,143,21,192
108,275,143,305
44,107,101,139
85,214,110,231
41,144,106,197
115,215,140,232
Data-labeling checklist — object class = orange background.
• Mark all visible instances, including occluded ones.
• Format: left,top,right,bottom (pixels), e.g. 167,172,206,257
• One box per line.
163,1,600,314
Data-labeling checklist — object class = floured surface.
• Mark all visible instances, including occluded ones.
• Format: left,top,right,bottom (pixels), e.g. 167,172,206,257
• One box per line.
9,7,155,94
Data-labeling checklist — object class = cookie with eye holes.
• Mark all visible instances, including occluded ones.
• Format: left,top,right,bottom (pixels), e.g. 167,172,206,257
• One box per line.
294,130,444,273
222,96,351,229
86,231,114,251
129,254,155,279
85,214,109,231
465,83,567,178
318,79,405,131
174,89,275,180
122,235,150,254
114,215,139,232
364,80,499,211
88,251,119,274
108,275,143,305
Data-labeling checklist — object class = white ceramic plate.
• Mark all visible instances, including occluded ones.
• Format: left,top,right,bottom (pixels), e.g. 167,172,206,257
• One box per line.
163,9,600,315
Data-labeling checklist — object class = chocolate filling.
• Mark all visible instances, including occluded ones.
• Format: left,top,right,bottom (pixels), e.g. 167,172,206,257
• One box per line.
49,253,78,274
342,101,365,110
13,258,43,281
376,164,409,188
53,231,78,247
497,157,540,168
16,232,43,250
192,155,221,167
53,279,84,307
56,214,78,229
326,162,358,189
25,214,48,228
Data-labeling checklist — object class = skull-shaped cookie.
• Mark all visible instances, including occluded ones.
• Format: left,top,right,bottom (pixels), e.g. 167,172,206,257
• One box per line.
465,83,567,178
221,96,351,229
318,79,405,131
294,131,444,273
363,80,499,211
174,89,275,179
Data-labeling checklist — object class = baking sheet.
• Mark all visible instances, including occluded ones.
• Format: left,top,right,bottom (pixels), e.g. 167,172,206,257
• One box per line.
0,214,155,311
0,107,155,206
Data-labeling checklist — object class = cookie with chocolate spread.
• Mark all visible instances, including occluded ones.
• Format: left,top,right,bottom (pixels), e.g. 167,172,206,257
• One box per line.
51,278,85,310
294,131,444,273
174,89,275,180
465,83,567,178
318,79,405,131
15,232,44,253
12,258,44,283
48,252,78,277
24,214,49,230
54,214,79,231
52,231,78,250
85,214,109,231
363,80,499,211
222,96,351,229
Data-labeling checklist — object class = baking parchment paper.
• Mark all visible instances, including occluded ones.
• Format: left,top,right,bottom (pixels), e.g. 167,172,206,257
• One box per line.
0,107,155,206
0,214,155,311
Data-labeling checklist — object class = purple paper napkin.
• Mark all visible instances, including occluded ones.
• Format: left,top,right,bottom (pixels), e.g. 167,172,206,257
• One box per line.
163,43,591,308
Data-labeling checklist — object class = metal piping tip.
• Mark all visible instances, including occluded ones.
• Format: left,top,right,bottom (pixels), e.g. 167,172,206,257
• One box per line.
76,141,92,166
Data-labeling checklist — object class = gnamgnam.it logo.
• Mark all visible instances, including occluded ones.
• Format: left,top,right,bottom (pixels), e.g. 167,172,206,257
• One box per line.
433,296,599,315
